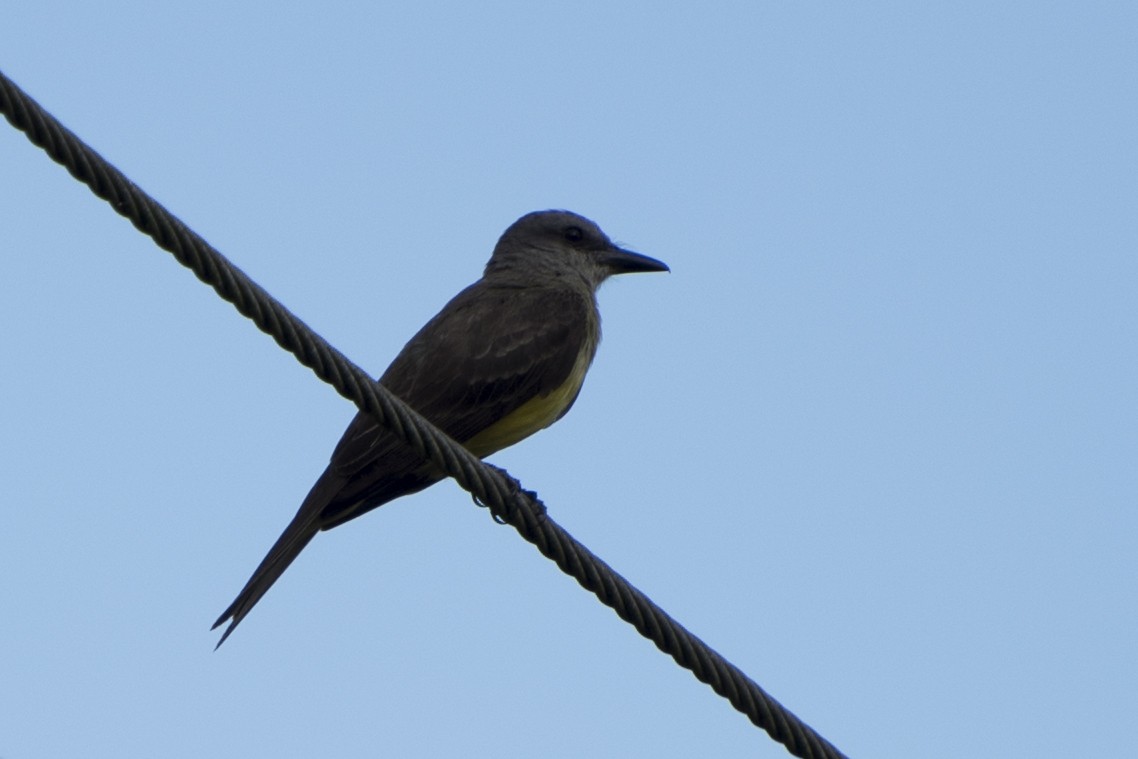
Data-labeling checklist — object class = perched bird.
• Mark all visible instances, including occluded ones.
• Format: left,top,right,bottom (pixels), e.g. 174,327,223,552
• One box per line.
212,210,668,646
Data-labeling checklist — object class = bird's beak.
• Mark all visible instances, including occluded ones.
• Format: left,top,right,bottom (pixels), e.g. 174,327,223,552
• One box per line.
601,246,670,274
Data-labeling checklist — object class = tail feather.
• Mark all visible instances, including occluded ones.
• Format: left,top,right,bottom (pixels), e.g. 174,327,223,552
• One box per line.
212,469,347,648
211,517,319,648
211,467,436,647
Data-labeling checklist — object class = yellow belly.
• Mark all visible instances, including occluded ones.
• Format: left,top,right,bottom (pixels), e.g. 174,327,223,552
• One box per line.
462,347,593,458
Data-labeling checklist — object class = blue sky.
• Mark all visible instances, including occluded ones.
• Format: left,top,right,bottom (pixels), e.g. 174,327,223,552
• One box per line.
1,3,1135,757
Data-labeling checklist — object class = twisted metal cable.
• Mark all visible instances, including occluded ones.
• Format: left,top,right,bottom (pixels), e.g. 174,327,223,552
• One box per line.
1,69,848,759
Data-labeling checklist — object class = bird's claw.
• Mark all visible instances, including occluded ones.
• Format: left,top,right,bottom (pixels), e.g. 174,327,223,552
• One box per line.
472,465,547,523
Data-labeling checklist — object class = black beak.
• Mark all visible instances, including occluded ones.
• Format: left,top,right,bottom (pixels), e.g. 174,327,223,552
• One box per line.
601,246,670,274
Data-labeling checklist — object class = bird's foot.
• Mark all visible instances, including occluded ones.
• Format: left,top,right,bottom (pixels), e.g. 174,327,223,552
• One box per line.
472,464,547,524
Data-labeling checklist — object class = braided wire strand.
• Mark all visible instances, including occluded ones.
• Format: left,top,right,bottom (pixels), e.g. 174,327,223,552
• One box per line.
1,69,848,759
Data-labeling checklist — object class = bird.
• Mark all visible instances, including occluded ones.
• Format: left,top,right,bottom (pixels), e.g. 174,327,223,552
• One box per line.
212,209,668,646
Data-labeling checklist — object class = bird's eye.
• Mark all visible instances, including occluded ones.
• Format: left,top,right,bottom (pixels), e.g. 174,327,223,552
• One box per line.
564,226,585,243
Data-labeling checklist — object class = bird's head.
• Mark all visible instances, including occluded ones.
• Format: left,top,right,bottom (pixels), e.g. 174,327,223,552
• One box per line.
485,210,668,289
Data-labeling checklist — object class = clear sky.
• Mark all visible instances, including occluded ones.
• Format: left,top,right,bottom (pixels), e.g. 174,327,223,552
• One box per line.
1,3,1135,757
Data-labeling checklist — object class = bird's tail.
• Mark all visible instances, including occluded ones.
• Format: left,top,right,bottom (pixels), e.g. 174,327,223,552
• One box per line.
211,472,344,648
211,516,319,648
